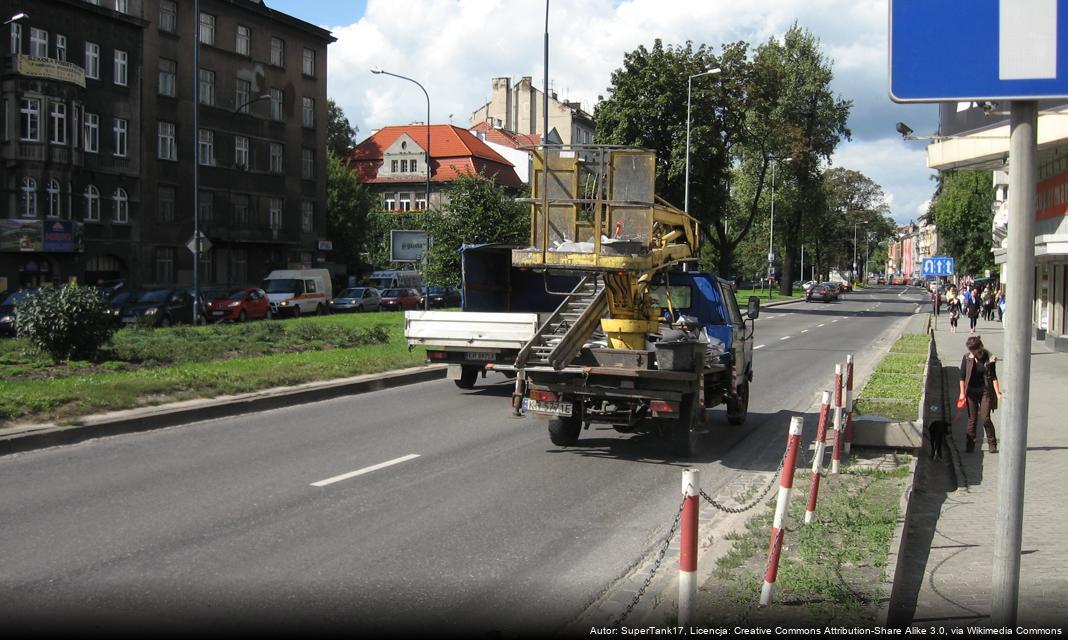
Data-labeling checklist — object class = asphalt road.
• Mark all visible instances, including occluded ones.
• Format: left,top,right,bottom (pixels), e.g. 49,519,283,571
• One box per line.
0,285,931,635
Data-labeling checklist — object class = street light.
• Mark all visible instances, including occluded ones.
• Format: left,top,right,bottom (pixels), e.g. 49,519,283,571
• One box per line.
684,67,721,213
4,12,28,25
768,157,791,299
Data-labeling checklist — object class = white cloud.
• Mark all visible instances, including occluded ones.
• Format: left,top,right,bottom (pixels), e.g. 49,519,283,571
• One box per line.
832,137,936,225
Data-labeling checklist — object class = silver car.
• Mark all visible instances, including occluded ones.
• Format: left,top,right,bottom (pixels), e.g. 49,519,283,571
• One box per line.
329,287,381,313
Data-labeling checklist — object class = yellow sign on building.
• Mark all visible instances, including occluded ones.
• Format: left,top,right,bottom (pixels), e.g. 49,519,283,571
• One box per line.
16,55,86,88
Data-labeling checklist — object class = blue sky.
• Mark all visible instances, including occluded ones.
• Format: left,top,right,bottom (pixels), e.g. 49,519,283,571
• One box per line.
266,0,366,28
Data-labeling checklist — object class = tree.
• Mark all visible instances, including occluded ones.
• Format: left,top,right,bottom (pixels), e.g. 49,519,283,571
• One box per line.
326,151,376,277
927,170,996,276
815,167,896,278
327,99,358,156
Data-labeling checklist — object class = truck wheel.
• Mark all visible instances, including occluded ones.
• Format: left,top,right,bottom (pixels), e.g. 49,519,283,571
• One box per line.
726,380,750,426
454,365,480,389
548,415,582,446
671,393,699,457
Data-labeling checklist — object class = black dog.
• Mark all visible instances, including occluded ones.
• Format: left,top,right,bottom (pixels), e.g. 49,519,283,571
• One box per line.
927,420,947,461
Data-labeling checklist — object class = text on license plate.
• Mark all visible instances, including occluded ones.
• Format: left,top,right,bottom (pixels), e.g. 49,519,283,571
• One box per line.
523,398,574,416
465,351,494,361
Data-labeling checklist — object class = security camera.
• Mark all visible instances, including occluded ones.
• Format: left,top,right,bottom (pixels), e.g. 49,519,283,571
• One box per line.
895,122,914,138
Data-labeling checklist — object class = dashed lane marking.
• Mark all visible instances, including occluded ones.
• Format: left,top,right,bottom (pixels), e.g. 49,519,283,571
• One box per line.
780,336,791,341
311,454,421,488
754,344,766,350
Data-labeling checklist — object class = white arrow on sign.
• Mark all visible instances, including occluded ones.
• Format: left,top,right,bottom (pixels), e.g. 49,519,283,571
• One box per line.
1000,0,1057,80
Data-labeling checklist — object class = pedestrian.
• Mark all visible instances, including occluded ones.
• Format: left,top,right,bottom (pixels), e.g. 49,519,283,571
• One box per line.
997,289,1005,322
948,293,962,333
958,335,1002,453
982,285,995,321
966,288,981,333
931,286,941,315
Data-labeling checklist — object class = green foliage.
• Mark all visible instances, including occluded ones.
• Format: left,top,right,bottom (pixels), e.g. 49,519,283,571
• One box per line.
15,284,114,363
327,98,358,156
326,150,377,276
926,171,996,276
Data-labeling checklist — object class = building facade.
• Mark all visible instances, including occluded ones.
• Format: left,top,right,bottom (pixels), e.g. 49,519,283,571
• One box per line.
0,0,334,293
886,220,938,281
470,76,595,146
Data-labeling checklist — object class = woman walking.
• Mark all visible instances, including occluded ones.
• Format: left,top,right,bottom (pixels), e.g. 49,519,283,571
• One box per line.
958,336,1002,453
948,292,962,333
966,287,982,334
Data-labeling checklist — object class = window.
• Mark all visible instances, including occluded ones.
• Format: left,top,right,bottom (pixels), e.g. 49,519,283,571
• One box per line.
236,25,250,56
84,112,99,153
159,0,177,32
115,0,129,13
84,185,100,221
301,148,314,179
401,159,408,172
159,58,176,97
416,196,427,211
114,50,128,86
301,201,314,232
232,248,247,283
399,193,412,211
49,102,67,145
113,188,129,223
235,78,250,112
158,186,175,222
199,13,216,46
47,180,61,218
234,135,249,168
113,118,128,157
268,198,282,230
198,129,215,166
10,22,20,55
156,247,175,284
232,194,249,226
71,105,81,148
55,35,66,61
302,97,314,128
270,37,285,66
85,42,100,79
411,159,418,173
199,190,213,223
269,88,283,120
20,177,37,218
199,69,215,105
384,193,396,211
30,28,47,57
158,121,177,160
20,98,40,141
302,48,316,76
390,160,398,173
269,143,283,173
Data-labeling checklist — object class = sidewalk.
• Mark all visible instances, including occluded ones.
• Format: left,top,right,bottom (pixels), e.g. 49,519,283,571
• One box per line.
890,312,1068,628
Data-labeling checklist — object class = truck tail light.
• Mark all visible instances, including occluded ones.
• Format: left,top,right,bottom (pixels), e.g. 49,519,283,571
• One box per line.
428,351,449,360
530,390,558,402
650,400,678,415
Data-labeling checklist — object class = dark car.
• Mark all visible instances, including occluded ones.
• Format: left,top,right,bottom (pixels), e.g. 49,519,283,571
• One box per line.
106,289,143,325
420,286,461,308
330,287,381,313
807,284,837,303
0,289,38,337
380,288,422,311
206,288,271,322
118,288,201,327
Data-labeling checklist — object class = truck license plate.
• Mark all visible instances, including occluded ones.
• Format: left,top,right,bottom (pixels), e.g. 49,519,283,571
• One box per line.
465,352,494,361
523,398,574,416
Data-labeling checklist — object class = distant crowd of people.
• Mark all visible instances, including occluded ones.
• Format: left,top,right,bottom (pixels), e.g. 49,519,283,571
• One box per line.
933,282,1004,334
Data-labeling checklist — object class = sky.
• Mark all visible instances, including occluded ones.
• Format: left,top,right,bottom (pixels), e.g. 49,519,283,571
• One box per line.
268,0,939,225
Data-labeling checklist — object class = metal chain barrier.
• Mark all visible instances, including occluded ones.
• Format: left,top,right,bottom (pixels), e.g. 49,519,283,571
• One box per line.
700,450,786,514
613,495,686,626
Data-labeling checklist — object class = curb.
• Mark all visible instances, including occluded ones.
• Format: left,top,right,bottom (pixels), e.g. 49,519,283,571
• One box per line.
882,454,921,626
0,364,447,456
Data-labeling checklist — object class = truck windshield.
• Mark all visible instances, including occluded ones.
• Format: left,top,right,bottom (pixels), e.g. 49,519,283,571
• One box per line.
649,285,692,309
263,279,301,294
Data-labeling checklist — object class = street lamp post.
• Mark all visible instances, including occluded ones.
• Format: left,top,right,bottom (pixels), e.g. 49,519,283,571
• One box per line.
853,223,859,285
768,158,790,299
4,12,28,25
684,67,721,214
193,0,201,324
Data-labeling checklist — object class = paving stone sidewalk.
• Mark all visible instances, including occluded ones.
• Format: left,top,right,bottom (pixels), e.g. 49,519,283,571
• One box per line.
890,313,1068,629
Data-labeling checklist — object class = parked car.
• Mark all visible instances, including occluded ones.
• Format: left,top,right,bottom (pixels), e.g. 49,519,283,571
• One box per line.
118,288,201,327
876,276,886,285
0,289,38,337
206,288,271,322
379,288,422,311
106,289,143,325
820,282,842,299
330,287,381,313
806,283,837,303
420,286,462,308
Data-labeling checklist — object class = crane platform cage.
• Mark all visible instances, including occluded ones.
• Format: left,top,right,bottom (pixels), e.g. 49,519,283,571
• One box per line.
511,145,699,273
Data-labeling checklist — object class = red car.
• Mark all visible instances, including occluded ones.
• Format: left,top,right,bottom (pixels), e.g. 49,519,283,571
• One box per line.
380,288,422,311
206,288,272,322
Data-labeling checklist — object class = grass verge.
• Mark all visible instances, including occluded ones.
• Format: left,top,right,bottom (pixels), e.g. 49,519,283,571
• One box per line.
854,333,929,422
734,287,806,305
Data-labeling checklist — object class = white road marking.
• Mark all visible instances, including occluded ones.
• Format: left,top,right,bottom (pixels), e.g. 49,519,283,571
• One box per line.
311,454,421,487
801,329,809,333
818,323,826,327
780,336,791,341
754,344,766,350
831,319,839,323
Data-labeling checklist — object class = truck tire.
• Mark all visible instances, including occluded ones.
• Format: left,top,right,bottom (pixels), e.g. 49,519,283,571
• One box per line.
726,380,750,425
454,365,480,389
548,415,582,446
671,393,699,457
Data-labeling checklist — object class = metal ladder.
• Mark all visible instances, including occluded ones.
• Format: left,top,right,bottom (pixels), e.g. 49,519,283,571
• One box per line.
516,275,608,370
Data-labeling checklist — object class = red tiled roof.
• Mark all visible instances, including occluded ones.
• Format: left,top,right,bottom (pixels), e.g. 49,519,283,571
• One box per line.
469,121,541,149
349,124,522,188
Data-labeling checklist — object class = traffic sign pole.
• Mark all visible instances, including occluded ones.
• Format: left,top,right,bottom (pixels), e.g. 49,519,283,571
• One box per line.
992,100,1037,627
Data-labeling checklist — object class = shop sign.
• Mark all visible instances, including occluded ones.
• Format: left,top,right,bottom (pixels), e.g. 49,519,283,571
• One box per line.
16,55,86,88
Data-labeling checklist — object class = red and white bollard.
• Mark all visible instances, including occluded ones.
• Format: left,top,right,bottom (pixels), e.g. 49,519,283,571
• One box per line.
805,391,832,524
831,364,844,475
844,354,855,455
760,416,804,606
679,468,700,627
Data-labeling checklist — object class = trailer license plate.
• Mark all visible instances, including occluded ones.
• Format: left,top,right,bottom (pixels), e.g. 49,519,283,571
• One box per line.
523,398,573,416
465,352,494,362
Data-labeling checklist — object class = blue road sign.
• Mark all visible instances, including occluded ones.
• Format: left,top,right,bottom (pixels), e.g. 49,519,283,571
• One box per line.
922,256,955,276
891,0,1068,102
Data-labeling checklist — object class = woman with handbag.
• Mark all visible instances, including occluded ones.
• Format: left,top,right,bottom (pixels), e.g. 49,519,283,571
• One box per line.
966,287,982,334
958,335,1003,453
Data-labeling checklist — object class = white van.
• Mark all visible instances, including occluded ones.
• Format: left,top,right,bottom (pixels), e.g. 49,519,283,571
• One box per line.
262,269,333,317
367,270,422,291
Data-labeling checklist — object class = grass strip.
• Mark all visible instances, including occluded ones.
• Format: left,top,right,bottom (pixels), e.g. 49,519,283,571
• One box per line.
733,288,806,305
854,333,929,422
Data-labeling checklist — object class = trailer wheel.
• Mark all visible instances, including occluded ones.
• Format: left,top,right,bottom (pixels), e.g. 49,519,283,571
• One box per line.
671,393,699,457
548,415,582,446
726,380,750,425
454,365,480,389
